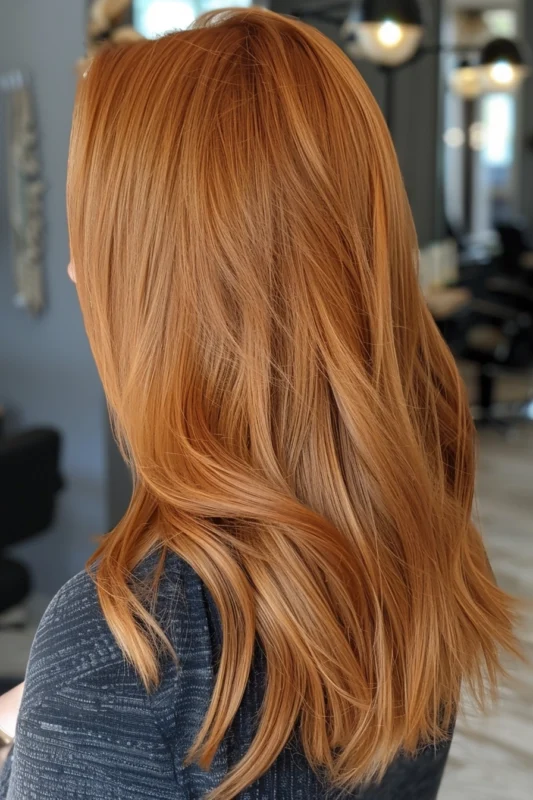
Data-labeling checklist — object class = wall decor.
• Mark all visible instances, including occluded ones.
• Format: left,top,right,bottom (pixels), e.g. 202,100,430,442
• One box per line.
0,70,45,316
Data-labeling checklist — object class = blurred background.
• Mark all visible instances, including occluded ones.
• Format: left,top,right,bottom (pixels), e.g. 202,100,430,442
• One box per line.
0,1,531,797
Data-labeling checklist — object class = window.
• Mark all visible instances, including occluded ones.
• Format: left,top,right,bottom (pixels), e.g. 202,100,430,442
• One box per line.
134,0,253,39
482,93,514,168
482,10,517,39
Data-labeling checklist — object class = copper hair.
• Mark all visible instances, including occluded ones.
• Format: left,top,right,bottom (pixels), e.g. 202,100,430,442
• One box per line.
67,8,518,798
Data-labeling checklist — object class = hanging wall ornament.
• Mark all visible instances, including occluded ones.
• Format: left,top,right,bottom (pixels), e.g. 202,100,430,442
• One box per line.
3,74,46,315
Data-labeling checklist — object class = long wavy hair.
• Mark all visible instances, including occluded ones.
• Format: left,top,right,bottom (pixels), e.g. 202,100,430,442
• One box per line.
67,7,518,798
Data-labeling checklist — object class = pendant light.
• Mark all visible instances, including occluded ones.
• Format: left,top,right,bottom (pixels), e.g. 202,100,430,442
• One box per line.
480,37,530,92
354,0,424,67
449,59,484,100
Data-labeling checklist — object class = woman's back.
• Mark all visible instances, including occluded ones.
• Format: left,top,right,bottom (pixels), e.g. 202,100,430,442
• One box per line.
2,551,450,799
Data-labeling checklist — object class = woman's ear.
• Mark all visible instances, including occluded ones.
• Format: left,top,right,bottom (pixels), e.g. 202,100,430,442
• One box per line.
68,261,77,283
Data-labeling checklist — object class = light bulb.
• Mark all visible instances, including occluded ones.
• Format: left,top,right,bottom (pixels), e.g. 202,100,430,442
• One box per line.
356,21,423,67
489,60,515,86
377,20,404,49
443,127,465,148
469,122,485,151
449,65,484,99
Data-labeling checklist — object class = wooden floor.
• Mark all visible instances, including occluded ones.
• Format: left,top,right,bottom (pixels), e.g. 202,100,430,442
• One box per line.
439,421,533,800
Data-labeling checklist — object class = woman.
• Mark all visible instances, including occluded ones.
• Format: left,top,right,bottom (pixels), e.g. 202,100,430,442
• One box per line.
0,8,517,799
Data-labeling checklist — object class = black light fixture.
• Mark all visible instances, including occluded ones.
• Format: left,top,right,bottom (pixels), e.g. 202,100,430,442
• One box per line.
296,2,530,91
354,0,424,67
449,58,484,100
448,37,530,98
480,37,530,92
294,1,530,117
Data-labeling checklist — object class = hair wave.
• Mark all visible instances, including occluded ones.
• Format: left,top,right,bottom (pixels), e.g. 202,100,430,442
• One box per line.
67,8,518,798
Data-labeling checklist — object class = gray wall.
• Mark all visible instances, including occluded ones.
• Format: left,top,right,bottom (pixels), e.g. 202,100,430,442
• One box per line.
0,0,108,598
392,0,445,244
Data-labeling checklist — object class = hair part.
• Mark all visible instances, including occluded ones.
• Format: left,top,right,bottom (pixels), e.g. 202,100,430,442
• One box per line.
67,7,519,798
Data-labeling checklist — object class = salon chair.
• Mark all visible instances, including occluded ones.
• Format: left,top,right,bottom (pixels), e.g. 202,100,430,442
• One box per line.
0,428,63,624
461,300,533,426
495,221,533,276
483,222,533,312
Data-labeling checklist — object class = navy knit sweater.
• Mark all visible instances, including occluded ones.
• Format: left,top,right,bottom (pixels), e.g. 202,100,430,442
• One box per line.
0,551,450,799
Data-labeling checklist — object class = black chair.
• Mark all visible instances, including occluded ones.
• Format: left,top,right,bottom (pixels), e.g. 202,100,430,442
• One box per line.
0,429,63,623
484,222,533,307
461,300,533,427
495,220,533,277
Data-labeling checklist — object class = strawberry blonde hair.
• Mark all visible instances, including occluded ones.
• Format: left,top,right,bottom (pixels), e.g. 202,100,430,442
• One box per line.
67,7,517,798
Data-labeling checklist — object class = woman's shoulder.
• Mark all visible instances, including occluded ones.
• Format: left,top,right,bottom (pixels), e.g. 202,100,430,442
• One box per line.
22,568,128,708
24,550,212,702
4,555,199,799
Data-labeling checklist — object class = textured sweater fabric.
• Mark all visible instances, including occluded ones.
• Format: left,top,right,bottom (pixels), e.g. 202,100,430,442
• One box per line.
0,551,450,799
